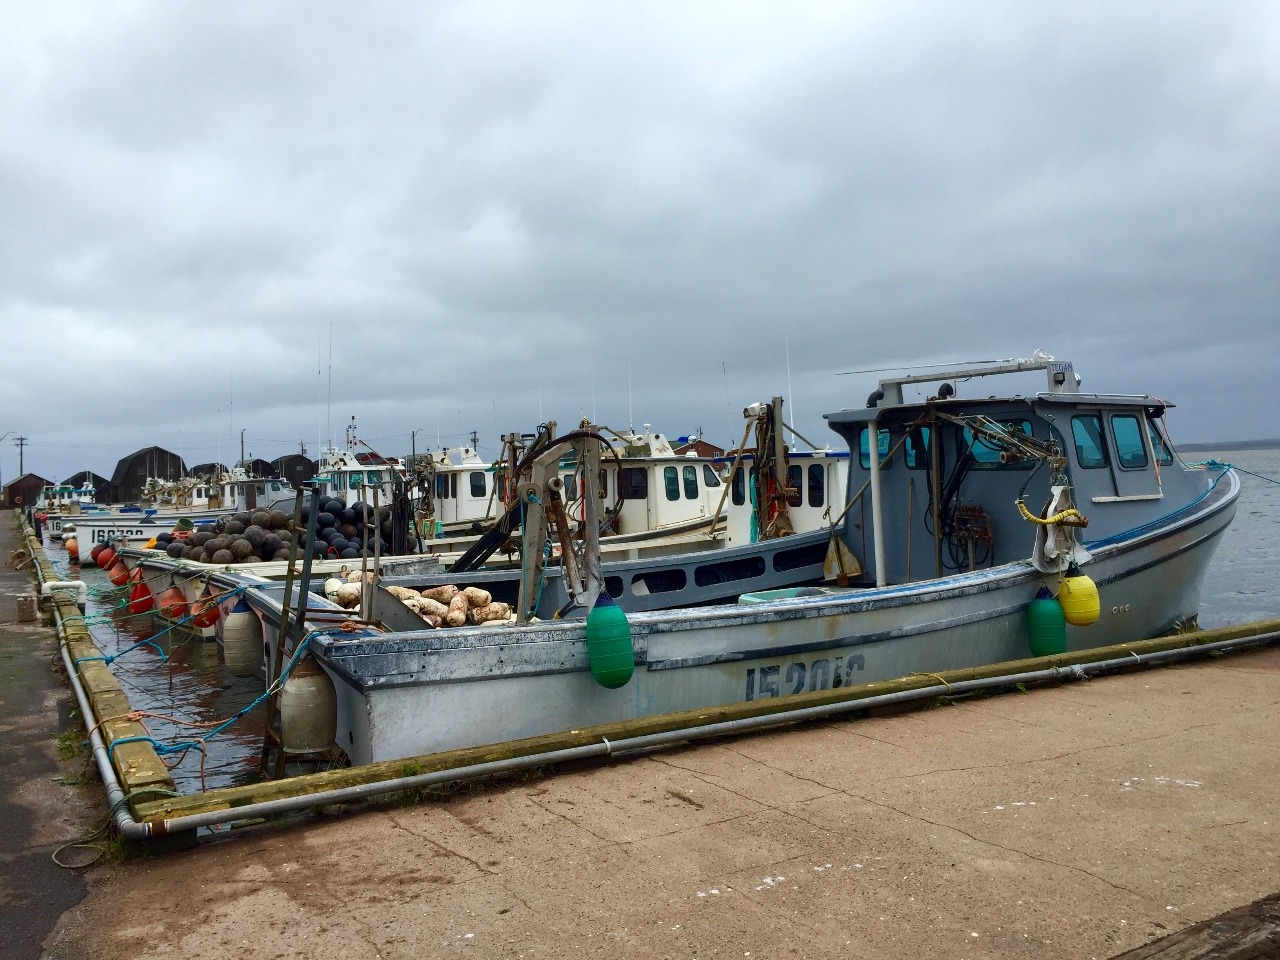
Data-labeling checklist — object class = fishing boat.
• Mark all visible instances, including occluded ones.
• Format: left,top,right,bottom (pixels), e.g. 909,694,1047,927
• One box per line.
205,352,1236,767
410,423,741,550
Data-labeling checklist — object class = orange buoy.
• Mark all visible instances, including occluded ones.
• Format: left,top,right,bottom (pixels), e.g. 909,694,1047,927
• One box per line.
191,591,221,629
96,545,117,569
126,576,154,615
157,586,188,620
64,537,79,559
108,561,130,586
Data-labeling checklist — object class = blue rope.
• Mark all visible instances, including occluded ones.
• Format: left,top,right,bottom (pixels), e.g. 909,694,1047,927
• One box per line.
75,635,168,666
72,584,251,667
1195,458,1280,486
106,634,318,764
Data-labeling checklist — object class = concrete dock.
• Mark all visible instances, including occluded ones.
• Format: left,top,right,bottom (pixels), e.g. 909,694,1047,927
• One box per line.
51,647,1280,958
4,512,1277,959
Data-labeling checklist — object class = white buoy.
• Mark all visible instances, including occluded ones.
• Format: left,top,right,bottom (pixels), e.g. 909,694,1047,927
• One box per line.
280,656,337,754
220,600,263,677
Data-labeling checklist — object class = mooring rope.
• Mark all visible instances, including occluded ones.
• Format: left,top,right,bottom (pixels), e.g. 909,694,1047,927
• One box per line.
1193,458,1280,486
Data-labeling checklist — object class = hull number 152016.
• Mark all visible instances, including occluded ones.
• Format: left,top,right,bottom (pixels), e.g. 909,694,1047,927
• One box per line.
745,654,865,701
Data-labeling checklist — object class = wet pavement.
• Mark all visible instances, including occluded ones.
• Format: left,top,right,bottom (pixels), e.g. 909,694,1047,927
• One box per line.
0,515,93,960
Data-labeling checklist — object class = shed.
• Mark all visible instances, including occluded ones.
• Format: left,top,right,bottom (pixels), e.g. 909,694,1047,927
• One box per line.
59,471,110,495
3,473,53,509
271,454,316,487
673,437,726,459
188,462,229,481
108,446,187,504
238,458,276,479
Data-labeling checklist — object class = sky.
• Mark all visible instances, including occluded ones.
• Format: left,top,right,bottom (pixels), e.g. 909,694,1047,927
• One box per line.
3,1,1278,485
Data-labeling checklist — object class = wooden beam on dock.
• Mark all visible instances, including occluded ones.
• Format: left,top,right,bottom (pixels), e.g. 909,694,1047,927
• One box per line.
131,616,1280,825
1108,891,1280,958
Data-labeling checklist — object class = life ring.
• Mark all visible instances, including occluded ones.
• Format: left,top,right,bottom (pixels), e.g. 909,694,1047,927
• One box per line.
13,495,22,506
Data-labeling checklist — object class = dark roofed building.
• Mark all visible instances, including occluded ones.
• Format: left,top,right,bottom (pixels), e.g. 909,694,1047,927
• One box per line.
238,458,276,479
4,473,53,509
188,462,229,480
59,471,110,495
271,454,316,487
108,446,187,504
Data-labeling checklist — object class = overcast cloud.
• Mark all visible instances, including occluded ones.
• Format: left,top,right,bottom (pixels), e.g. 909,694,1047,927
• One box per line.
3,1,1278,483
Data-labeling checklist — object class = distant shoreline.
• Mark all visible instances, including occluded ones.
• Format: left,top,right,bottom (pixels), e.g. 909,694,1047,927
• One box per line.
1177,439,1280,452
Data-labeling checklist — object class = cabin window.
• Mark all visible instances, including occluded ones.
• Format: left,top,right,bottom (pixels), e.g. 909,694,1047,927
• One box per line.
435,474,448,499
963,419,1034,469
702,464,721,488
858,428,893,470
1111,415,1148,469
621,467,648,500
450,474,457,498
808,464,825,507
563,473,578,501
786,465,802,507
349,471,363,488
1071,416,1109,468
905,427,931,469
367,470,383,485
664,466,680,501
1147,418,1174,465
682,465,698,499
270,482,281,492
731,467,745,506
599,469,607,499
469,471,486,498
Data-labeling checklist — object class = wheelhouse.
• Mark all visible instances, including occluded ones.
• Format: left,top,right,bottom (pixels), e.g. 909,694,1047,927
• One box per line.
826,358,1194,587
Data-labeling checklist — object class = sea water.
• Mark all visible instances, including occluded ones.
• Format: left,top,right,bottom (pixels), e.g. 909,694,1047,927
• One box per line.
47,449,1280,793
1194,447,1280,626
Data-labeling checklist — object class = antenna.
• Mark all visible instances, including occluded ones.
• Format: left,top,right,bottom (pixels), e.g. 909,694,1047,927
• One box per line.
326,322,334,449
784,319,795,432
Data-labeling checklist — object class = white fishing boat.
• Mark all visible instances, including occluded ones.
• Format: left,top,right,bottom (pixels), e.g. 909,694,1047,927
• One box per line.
207,352,1236,766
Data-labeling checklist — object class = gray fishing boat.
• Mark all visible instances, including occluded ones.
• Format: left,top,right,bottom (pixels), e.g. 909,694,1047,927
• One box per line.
214,354,1238,765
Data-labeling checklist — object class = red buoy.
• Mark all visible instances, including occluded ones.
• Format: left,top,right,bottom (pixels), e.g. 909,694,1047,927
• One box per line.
90,543,107,563
191,591,221,629
157,586,188,620
107,561,130,586
127,578,154,615
96,546,117,570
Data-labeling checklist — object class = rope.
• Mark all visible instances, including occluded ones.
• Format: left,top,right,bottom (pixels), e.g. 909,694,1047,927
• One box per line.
51,788,182,869
1193,459,1280,486
70,584,251,667
1015,500,1086,527
907,672,953,693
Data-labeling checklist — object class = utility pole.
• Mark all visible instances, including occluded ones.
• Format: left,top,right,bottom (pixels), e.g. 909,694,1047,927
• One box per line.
240,428,246,466
15,436,27,476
